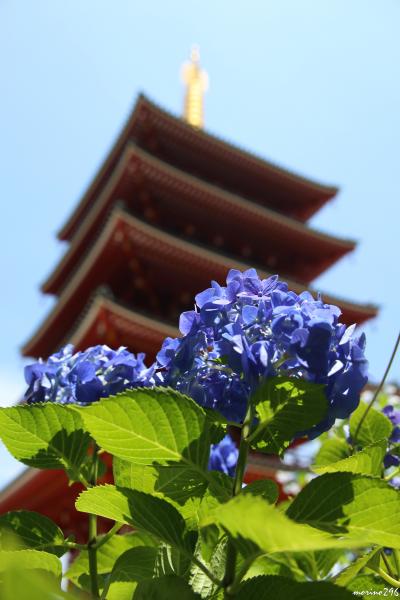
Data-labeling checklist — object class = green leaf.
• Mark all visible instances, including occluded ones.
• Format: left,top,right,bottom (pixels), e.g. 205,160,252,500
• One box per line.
73,387,211,469
67,530,155,592
76,485,191,552
113,458,208,504
110,546,158,583
313,441,386,476
251,377,327,454
114,458,231,530
189,537,226,598
346,573,385,592
335,548,381,587
314,438,351,467
287,472,400,548
133,576,201,599
243,554,296,580
350,404,392,447
236,575,353,599
0,511,65,556
154,542,193,578
292,549,344,580
202,495,357,554
0,562,75,600
0,549,62,580
241,479,279,503
0,404,90,478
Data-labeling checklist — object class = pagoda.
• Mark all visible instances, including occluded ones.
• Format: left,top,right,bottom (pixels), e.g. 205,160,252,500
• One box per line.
0,49,377,539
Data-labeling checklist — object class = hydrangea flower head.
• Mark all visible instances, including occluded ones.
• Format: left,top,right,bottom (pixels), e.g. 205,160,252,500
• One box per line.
157,269,368,437
24,344,156,405
208,434,238,477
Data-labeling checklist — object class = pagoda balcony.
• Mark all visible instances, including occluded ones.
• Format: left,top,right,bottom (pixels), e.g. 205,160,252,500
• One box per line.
42,144,355,296
58,94,338,242
24,208,377,359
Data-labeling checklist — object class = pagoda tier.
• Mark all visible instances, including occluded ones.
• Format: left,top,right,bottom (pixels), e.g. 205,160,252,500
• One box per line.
70,295,177,362
58,94,338,243
0,464,114,543
43,144,355,295
23,208,377,359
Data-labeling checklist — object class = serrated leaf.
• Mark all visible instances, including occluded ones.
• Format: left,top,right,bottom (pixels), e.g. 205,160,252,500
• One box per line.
350,404,392,447
202,495,358,554
113,458,208,504
242,479,279,503
346,573,385,592
72,387,211,470
0,511,65,556
314,438,351,467
133,576,201,599
110,546,158,583
313,441,386,476
335,548,381,587
113,457,232,531
251,377,327,454
243,554,296,580
294,549,344,580
76,485,191,552
0,404,90,477
287,472,400,548
189,537,226,598
236,575,353,599
67,531,155,592
0,549,62,579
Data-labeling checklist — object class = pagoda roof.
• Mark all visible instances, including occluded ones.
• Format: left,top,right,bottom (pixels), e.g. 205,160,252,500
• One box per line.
24,208,377,358
44,144,354,295
70,294,177,361
58,94,338,242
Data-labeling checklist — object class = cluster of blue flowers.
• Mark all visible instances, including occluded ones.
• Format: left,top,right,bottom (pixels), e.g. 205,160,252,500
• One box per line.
157,269,368,438
208,434,238,477
382,405,400,469
24,344,155,405
24,269,369,472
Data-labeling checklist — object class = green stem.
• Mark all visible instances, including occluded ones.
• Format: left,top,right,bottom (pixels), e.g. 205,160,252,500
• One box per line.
226,555,260,596
353,330,400,445
382,551,394,577
385,467,400,482
378,567,400,587
88,444,100,598
95,522,122,550
223,399,254,596
394,550,400,579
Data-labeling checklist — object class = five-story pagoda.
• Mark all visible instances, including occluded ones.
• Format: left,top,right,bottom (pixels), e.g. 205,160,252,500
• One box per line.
0,49,377,538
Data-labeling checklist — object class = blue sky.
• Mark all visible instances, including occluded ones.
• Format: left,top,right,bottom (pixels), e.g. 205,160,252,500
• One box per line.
0,0,399,486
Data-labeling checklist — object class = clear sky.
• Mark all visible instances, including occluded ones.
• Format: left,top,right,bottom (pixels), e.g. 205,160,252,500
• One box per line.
0,0,399,486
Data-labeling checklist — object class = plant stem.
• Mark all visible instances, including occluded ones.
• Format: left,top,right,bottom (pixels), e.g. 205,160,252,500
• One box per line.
378,567,400,588
223,399,254,596
353,330,400,445
385,467,400,482
88,443,100,598
95,522,122,550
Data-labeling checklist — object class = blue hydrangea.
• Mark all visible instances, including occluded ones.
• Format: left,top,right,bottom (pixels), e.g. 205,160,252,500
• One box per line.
24,344,156,405
382,405,400,468
208,434,238,477
157,269,368,438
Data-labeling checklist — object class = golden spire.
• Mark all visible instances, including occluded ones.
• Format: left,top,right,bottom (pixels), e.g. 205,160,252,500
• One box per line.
181,45,209,129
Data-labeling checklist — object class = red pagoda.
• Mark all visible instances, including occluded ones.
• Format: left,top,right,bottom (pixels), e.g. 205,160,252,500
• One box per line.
0,50,377,538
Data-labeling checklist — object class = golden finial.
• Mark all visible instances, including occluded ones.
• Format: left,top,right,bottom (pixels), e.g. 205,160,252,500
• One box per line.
181,45,209,129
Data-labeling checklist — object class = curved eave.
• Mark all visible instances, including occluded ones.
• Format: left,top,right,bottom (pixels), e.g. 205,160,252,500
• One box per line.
44,143,354,295
69,295,178,358
58,93,338,241
24,209,377,359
